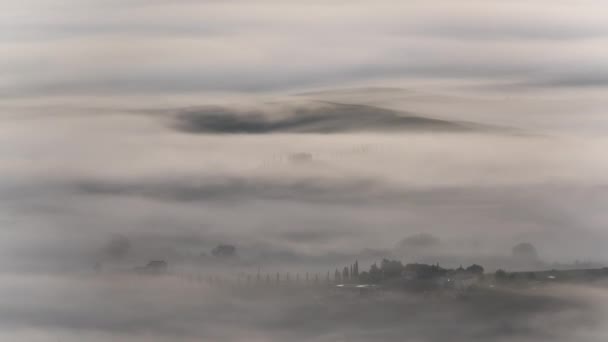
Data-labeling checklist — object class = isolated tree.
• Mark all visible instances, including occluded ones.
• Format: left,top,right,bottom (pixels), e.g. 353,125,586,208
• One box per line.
380,259,404,278
495,269,508,281
211,244,237,258
397,233,440,254
358,271,370,283
466,264,485,275
104,234,131,259
512,243,539,262
369,263,381,283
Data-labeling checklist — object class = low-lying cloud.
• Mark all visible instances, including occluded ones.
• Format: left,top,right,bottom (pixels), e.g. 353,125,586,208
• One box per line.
173,102,473,134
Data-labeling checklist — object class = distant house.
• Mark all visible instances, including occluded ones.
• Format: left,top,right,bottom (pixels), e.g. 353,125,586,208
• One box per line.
497,267,608,285
334,283,380,295
288,152,313,163
448,272,480,290
400,263,450,291
134,260,168,275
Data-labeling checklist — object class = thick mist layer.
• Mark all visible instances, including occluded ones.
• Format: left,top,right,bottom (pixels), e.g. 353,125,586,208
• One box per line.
2,96,608,272
3,0,608,340
3,94,608,342
0,273,607,342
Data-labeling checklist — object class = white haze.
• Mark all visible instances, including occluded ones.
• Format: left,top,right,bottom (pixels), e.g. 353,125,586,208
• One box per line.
2,0,608,341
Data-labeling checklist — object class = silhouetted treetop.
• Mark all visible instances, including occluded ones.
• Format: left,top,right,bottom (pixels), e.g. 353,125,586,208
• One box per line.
466,264,484,275
381,259,404,278
512,242,539,261
212,244,237,258
404,263,448,279
397,233,440,250
104,234,131,259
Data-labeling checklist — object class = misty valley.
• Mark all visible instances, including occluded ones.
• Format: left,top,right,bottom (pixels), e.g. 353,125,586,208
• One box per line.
4,1,608,341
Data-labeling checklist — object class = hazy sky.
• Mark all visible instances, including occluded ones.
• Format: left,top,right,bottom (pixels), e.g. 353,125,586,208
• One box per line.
3,0,608,100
